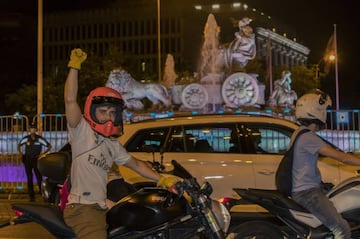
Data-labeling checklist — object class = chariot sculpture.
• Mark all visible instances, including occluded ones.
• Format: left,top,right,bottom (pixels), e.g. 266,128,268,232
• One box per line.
106,14,297,112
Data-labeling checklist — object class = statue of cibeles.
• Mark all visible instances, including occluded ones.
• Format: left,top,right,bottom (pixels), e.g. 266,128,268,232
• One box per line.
218,17,256,71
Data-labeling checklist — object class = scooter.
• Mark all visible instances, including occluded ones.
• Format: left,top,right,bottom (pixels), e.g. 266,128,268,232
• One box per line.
3,159,231,239
224,176,360,239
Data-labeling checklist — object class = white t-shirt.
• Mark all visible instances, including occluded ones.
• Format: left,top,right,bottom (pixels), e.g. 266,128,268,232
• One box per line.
67,118,131,208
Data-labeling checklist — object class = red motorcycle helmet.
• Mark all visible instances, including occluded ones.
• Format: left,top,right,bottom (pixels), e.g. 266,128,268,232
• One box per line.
84,87,125,137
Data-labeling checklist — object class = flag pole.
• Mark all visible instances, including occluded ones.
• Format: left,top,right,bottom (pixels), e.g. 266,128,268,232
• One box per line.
334,24,339,111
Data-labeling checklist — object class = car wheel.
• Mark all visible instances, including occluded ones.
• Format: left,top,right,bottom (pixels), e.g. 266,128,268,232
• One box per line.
228,220,283,239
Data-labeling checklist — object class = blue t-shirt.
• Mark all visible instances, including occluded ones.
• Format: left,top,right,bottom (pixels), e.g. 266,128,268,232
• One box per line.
292,126,327,192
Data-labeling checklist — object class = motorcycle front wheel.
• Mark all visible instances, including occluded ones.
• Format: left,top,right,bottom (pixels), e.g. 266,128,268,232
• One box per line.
228,220,283,239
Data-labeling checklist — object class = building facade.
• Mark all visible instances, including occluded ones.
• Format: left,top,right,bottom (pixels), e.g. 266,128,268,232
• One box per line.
43,0,310,81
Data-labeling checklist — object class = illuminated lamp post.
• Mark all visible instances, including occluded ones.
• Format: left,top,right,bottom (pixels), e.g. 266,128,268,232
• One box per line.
326,53,338,110
37,0,43,133
157,0,161,82
315,53,337,110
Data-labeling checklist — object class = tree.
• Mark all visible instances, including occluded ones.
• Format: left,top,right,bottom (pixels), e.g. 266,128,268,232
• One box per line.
5,84,37,117
4,45,133,115
288,64,319,97
268,64,318,99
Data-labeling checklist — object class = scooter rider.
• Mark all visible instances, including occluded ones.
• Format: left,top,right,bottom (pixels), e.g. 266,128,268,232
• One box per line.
292,89,360,239
63,48,178,239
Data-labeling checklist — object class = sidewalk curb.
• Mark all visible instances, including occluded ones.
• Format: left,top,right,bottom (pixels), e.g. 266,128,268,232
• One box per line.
0,193,29,200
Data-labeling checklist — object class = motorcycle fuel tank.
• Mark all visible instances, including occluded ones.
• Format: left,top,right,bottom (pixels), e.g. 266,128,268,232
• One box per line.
107,187,188,231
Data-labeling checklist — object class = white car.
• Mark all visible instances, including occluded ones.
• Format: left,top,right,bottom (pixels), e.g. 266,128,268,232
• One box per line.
118,113,359,200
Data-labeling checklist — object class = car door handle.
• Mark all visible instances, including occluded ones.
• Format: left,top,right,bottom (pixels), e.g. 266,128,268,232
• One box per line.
257,170,275,175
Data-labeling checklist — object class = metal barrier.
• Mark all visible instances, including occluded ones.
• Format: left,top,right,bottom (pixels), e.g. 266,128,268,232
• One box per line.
0,114,30,192
33,114,68,152
1,110,360,192
322,110,360,152
0,114,68,192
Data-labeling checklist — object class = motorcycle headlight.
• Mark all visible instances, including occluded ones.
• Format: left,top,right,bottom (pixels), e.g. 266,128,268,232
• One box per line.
211,199,231,233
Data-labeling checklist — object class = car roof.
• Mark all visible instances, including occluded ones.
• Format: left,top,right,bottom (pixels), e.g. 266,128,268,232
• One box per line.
123,113,299,129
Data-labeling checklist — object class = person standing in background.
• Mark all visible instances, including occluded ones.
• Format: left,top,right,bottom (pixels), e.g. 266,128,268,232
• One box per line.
18,122,52,201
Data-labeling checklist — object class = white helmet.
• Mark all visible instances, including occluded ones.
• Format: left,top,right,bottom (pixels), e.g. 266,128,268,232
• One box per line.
295,89,332,124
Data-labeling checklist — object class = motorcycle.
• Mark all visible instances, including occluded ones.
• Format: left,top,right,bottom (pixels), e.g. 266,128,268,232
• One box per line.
223,176,360,239
4,159,231,239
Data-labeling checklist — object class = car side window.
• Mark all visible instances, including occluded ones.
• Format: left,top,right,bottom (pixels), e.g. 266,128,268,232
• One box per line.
166,127,195,152
125,127,169,152
166,124,241,153
245,124,293,154
124,122,293,155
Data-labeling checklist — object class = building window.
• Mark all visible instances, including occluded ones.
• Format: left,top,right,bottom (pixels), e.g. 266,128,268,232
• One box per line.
140,21,145,35
94,24,98,39
122,21,126,36
87,25,92,38
76,26,81,40
99,24,104,38
170,19,176,34
134,21,138,36
48,28,52,41
110,23,115,38
146,20,151,35
128,21,133,36
59,27,64,41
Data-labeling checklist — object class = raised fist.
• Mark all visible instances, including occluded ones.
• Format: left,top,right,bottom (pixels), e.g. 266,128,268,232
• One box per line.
68,48,87,70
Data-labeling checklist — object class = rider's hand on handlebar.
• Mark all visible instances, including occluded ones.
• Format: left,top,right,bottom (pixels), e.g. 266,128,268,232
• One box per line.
157,176,180,194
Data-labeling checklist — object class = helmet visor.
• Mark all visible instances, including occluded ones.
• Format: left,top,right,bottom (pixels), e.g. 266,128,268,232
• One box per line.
90,96,124,126
92,96,124,106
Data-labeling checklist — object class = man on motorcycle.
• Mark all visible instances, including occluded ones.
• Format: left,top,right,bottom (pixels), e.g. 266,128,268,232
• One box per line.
63,48,178,239
292,89,360,239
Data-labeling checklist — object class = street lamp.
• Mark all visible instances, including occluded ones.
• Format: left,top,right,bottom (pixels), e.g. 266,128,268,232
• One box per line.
313,64,321,88
325,51,338,111
328,54,336,61
157,0,161,82
313,57,328,88
37,0,43,133
315,52,338,110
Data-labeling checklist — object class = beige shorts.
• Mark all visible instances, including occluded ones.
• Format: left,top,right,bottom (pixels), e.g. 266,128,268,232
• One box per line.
64,203,108,239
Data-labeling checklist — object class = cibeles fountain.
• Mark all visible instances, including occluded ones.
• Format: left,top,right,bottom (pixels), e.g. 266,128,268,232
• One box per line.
105,14,297,118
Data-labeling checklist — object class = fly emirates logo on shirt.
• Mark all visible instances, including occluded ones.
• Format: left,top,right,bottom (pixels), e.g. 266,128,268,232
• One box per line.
88,153,110,171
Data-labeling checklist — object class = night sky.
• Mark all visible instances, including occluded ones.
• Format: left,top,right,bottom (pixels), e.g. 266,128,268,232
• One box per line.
0,0,359,110
246,0,359,110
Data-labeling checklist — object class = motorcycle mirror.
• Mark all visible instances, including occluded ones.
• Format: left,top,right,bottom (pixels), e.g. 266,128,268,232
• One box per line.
159,146,165,170
200,181,213,196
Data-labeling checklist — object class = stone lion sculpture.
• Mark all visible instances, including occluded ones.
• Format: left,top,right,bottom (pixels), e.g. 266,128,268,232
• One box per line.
105,68,171,111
